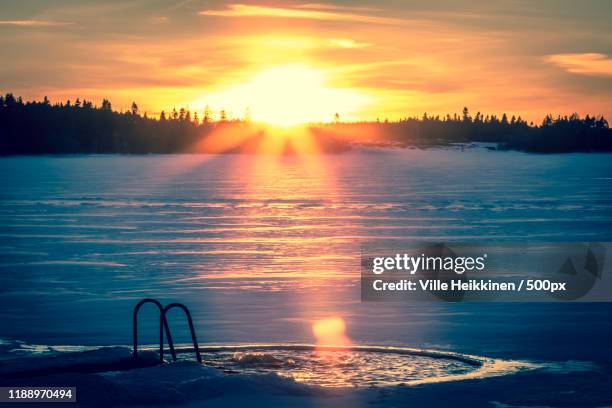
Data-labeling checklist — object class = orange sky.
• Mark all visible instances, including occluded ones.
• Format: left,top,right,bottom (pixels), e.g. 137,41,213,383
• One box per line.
0,1,611,123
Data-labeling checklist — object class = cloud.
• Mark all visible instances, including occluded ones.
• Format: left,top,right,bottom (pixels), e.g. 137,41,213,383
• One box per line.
328,38,371,49
545,53,612,77
296,3,380,12
0,20,70,27
151,16,168,24
199,4,401,25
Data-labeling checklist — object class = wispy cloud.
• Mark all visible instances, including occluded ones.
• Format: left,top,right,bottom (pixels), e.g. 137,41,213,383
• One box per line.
296,3,380,12
328,38,371,49
0,20,70,27
546,53,612,77
199,4,401,25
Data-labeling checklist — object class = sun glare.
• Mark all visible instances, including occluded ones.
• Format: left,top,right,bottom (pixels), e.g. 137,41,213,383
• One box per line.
195,65,369,126
312,317,351,347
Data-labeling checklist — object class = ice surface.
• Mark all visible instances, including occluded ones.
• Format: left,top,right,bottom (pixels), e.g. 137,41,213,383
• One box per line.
0,150,611,369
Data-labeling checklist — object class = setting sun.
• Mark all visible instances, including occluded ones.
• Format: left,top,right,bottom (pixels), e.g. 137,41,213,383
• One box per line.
194,65,370,126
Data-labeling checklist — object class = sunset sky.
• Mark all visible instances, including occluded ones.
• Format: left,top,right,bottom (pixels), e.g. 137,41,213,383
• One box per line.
1,0,611,123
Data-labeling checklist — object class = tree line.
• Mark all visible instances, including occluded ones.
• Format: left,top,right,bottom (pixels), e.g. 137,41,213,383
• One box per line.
0,94,236,154
0,94,610,154
315,107,611,153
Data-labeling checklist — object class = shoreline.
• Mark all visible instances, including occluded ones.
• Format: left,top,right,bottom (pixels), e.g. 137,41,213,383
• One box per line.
0,340,607,408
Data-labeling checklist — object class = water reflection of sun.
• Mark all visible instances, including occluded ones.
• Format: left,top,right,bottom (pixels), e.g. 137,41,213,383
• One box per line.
167,104,353,345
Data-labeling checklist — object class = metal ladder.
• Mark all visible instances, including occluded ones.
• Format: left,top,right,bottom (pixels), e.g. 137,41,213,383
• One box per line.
132,298,202,363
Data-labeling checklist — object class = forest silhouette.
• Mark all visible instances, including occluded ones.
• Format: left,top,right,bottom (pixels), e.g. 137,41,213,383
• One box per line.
0,94,610,154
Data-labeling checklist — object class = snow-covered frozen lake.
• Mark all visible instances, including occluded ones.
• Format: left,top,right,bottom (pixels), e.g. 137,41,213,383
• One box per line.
1,148,612,366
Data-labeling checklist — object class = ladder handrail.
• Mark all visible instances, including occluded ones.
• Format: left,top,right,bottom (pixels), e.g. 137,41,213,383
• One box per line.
132,298,176,363
163,303,202,363
132,299,201,363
